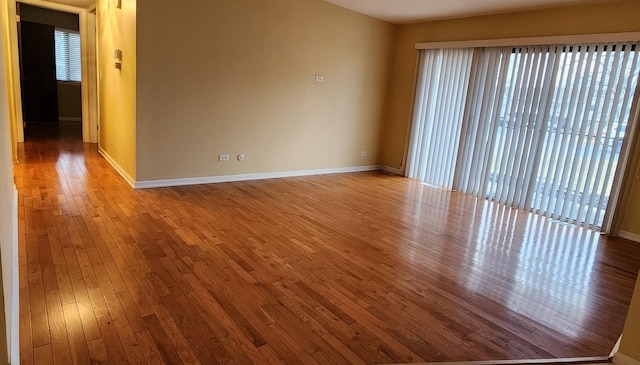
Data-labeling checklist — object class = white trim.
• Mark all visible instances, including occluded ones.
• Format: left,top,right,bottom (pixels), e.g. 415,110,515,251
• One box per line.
381,166,402,176
79,9,90,143
401,357,609,365
6,0,24,144
611,336,623,359
86,10,98,143
614,353,640,365
9,187,18,364
134,165,381,189
58,117,82,122
619,230,640,243
98,147,135,188
416,32,640,50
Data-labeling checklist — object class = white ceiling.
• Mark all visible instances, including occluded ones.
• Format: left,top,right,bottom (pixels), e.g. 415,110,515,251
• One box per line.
35,0,621,23
324,0,620,24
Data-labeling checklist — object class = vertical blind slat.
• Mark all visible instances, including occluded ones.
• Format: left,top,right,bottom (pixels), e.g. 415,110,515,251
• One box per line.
543,49,579,215
555,44,591,220
575,46,616,223
592,43,637,226
584,44,624,225
524,46,562,210
566,45,600,222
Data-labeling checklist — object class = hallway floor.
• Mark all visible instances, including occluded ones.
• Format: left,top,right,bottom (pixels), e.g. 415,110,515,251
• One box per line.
15,139,640,364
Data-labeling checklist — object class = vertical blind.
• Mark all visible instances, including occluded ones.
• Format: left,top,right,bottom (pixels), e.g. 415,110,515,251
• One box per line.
407,42,640,229
406,48,473,188
54,29,81,82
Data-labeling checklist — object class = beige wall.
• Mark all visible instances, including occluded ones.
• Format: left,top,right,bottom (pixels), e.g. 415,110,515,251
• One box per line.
620,276,640,362
135,0,396,181
381,0,640,170
97,0,136,180
57,82,81,121
619,113,640,235
620,191,640,237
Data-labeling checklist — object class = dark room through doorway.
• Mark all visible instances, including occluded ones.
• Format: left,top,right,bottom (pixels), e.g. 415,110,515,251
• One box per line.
18,3,82,141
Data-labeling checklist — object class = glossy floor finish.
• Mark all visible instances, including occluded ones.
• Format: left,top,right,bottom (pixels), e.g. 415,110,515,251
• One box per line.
15,139,640,365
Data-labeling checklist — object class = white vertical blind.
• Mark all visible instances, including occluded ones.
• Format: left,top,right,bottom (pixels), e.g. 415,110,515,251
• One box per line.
460,46,560,210
406,48,473,189
529,43,640,228
408,42,640,229
54,29,81,82
455,47,509,197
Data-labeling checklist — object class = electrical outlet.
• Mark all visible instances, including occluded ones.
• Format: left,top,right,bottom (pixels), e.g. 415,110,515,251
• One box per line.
218,154,229,161
360,151,367,157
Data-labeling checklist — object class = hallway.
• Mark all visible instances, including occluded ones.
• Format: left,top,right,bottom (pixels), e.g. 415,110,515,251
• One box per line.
15,139,640,364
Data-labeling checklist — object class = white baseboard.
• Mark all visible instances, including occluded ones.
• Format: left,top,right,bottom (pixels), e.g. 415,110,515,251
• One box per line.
407,357,608,365
611,335,622,358
619,230,640,243
381,165,403,176
135,165,381,189
614,353,640,365
98,147,135,188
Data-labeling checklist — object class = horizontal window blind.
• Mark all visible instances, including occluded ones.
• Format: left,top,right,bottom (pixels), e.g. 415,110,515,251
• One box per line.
408,42,640,229
54,29,81,82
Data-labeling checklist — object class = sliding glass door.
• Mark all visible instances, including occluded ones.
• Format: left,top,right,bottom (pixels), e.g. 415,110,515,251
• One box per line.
407,43,640,229
406,48,474,189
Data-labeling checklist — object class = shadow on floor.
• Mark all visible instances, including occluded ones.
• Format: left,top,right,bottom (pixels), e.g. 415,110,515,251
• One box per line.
25,120,82,141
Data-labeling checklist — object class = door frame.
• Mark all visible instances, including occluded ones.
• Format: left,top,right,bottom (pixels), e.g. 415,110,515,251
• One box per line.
9,0,97,143
87,4,98,145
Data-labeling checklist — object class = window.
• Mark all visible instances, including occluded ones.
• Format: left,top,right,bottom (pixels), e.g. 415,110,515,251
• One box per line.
54,29,81,82
407,43,640,229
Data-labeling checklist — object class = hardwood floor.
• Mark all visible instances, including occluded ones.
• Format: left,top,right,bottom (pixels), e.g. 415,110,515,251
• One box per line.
15,139,640,365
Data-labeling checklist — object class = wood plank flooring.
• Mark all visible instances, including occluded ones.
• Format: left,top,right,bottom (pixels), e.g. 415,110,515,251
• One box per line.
15,138,640,364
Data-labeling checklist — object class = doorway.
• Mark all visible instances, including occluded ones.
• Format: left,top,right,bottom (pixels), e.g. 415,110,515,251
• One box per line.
17,3,82,141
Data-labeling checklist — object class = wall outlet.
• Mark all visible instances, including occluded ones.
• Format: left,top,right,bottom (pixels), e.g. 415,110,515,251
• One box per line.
218,154,229,161
315,75,324,82
360,151,367,157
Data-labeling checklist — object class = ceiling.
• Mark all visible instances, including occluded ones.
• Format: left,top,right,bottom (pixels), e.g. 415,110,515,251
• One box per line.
37,0,620,23
323,0,621,24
